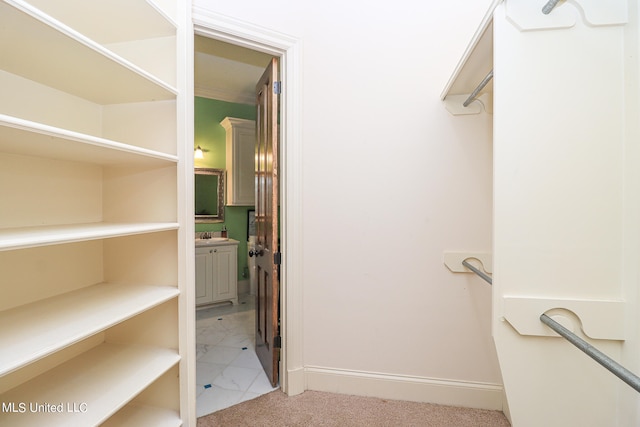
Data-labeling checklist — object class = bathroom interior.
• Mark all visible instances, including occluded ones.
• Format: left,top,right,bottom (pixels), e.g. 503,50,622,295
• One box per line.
193,35,277,417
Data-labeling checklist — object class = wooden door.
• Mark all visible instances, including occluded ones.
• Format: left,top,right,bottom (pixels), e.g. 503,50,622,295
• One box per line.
254,58,280,387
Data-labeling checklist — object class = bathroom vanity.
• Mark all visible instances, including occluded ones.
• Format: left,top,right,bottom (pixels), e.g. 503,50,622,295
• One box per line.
195,238,238,306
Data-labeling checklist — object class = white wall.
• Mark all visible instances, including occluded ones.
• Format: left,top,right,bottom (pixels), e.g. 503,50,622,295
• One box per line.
194,0,503,409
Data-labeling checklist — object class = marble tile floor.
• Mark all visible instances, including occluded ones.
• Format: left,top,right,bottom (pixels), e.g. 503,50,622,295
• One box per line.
196,294,278,417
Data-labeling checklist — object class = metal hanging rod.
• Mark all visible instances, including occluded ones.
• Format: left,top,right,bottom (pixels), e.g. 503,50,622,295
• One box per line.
462,259,493,285
540,314,640,393
542,0,561,15
463,69,494,108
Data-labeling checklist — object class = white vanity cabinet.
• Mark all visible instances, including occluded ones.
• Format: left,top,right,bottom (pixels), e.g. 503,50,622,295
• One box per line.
221,117,256,206
196,240,238,306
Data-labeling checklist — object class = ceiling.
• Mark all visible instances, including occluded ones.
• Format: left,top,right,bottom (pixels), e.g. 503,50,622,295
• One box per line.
194,36,274,105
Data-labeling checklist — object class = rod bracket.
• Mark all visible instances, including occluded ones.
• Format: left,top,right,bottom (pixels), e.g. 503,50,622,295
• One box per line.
444,252,492,274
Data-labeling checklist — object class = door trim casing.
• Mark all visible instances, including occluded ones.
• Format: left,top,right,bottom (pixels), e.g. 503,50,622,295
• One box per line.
192,6,305,395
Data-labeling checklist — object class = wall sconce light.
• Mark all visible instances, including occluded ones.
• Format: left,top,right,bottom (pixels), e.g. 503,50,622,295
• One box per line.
194,145,204,159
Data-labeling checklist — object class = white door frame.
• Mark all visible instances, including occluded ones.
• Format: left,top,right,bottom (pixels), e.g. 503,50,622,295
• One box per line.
192,6,305,395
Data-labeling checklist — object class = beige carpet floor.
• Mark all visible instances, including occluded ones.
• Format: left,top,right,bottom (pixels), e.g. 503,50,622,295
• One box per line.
197,390,511,426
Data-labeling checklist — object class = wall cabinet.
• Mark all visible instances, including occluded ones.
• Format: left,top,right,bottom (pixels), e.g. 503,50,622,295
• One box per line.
0,0,191,425
196,242,238,306
221,117,256,206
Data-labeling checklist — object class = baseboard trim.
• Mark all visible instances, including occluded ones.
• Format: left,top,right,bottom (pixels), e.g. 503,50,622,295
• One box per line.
304,366,504,411
283,366,305,396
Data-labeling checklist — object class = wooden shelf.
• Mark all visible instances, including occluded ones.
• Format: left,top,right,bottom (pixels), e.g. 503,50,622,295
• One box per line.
0,222,179,251
0,343,180,426
0,0,177,104
0,114,178,166
441,0,501,114
0,283,179,377
103,404,182,427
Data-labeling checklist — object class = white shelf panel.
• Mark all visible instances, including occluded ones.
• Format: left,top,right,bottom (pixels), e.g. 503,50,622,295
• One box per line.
0,0,177,104
0,114,178,166
103,404,182,427
23,0,176,45
441,0,501,103
0,222,179,251
0,283,180,377
0,343,180,426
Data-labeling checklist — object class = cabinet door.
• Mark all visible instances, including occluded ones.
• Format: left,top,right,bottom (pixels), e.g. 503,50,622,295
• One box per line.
211,245,238,303
232,125,256,205
222,117,256,206
195,248,214,305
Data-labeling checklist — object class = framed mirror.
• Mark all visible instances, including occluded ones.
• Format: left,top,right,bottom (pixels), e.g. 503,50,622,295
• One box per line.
195,168,225,223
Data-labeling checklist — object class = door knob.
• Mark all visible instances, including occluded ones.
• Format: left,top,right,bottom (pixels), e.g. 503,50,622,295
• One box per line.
249,248,264,257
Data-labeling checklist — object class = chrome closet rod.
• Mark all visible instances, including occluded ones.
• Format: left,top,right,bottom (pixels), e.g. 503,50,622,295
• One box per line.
463,70,494,107
462,259,492,285
542,0,561,15
540,314,640,393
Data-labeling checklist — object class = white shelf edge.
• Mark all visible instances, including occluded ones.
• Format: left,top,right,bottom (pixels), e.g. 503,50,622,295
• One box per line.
0,114,178,165
0,343,181,427
0,282,180,377
145,0,178,30
440,0,503,100
0,222,179,252
102,404,182,427
4,0,178,102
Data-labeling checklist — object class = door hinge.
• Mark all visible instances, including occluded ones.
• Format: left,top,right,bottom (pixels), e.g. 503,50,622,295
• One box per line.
274,251,282,265
273,81,282,95
274,335,282,349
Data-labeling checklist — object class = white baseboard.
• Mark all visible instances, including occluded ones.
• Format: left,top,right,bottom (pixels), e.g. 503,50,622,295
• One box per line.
304,366,504,411
283,366,305,396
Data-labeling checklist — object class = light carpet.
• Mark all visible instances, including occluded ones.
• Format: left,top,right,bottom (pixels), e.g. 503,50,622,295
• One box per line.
197,390,511,426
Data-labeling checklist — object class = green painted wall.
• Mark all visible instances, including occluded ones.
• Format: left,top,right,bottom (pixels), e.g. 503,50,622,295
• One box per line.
194,97,255,283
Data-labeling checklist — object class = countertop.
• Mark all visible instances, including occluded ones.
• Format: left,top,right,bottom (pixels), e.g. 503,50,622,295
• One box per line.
195,237,239,248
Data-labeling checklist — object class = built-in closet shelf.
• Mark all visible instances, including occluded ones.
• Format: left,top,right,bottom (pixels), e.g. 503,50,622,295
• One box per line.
1,0,177,104
23,0,177,45
0,343,180,426
102,404,182,427
0,222,179,251
441,0,501,115
0,283,180,377
0,114,178,166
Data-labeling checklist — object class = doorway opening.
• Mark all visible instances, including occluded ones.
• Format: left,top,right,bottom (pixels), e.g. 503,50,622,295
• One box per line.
193,33,281,417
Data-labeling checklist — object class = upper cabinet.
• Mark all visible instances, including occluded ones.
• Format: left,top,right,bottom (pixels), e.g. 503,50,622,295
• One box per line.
221,117,256,206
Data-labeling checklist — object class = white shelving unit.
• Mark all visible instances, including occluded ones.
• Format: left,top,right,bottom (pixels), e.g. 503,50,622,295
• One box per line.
443,0,636,425
1,343,180,426
0,0,191,425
